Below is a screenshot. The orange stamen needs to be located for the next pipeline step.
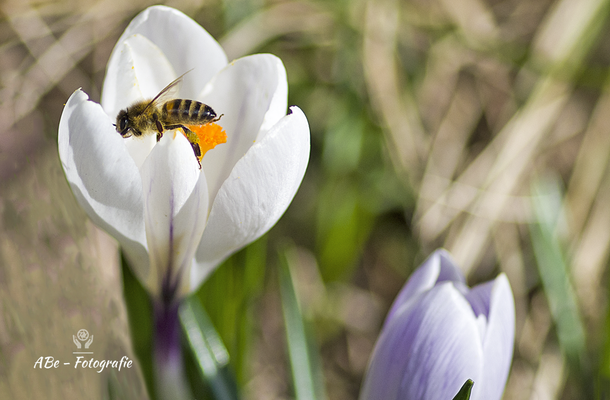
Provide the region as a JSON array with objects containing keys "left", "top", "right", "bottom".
[{"left": 184, "top": 122, "right": 227, "bottom": 159}]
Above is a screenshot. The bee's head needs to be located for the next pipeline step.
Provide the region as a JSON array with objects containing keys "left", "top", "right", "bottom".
[{"left": 116, "top": 109, "right": 132, "bottom": 138}]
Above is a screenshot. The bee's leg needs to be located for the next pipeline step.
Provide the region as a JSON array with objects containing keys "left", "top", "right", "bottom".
[
  {"left": 211, "top": 114, "right": 224, "bottom": 123},
  {"left": 191, "top": 143, "right": 202, "bottom": 169},
  {"left": 165, "top": 124, "right": 202, "bottom": 169},
  {"left": 164, "top": 124, "right": 191, "bottom": 133},
  {"left": 153, "top": 114, "right": 164, "bottom": 142}
]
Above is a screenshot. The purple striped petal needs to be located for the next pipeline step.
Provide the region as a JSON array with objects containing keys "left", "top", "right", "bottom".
[
  {"left": 360, "top": 249, "right": 515, "bottom": 400},
  {"left": 361, "top": 283, "right": 483, "bottom": 400},
  {"left": 386, "top": 249, "right": 466, "bottom": 327}
]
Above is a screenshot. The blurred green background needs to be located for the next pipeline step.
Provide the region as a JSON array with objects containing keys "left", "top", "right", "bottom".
[{"left": 2, "top": 0, "right": 610, "bottom": 398}]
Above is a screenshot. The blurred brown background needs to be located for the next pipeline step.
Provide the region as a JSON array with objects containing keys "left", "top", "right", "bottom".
[{"left": 2, "top": 0, "right": 610, "bottom": 399}]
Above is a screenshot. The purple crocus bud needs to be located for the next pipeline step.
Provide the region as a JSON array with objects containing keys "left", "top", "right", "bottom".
[{"left": 360, "top": 249, "right": 515, "bottom": 400}]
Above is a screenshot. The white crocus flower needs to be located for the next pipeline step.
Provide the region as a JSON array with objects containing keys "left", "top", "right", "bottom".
[{"left": 58, "top": 5, "right": 310, "bottom": 305}]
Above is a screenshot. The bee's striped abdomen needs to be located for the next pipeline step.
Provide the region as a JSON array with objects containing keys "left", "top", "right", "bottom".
[{"left": 161, "top": 99, "right": 217, "bottom": 125}]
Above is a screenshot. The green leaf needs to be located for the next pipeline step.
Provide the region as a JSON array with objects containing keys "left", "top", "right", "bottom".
[
  {"left": 179, "top": 296, "right": 240, "bottom": 400},
  {"left": 196, "top": 237, "right": 267, "bottom": 384},
  {"left": 530, "top": 177, "right": 586, "bottom": 367},
  {"left": 278, "top": 244, "right": 325, "bottom": 400},
  {"left": 452, "top": 379, "right": 474, "bottom": 400}
]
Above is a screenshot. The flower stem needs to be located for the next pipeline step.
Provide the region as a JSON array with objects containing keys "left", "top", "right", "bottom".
[{"left": 154, "top": 300, "right": 192, "bottom": 400}]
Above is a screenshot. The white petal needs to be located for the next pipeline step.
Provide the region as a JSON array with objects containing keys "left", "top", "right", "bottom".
[
  {"left": 58, "top": 89, "right": 149, "bottom": 281},
  {"left": 124, "top": 134, "right": 157, "bottom": 170},
  {"left": 101, "top": 39, "right": 141, "bottom": 117},
  {"left": 476, "top": 274, "right": 515, "bottom": 400},
  {"left": 360, "top": 283, "right": 483, "bottom": 400},
  {"left": 140, "top": 131, "right": 209, "bottom": 300},
  {"left": 107, "top": 5, "right": 227, "bottom": 102},
  {"left": 192, "top": 106, "right": 310, "bottom": 286},
  {"left": 198, "top": 54, "right": 289, "bottom": 202},
  {"left": 102, "top": 34, "right": 177, "bottom": 117}
]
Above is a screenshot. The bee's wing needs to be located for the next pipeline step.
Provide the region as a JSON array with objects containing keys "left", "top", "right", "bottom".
[{"left": 143, "top": 70, "right": 192, "bottom": 112}]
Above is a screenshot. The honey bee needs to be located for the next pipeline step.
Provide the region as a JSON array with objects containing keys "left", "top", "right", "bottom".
[{"left": 115, "top": 72, "right": 225, "bottom": 167}]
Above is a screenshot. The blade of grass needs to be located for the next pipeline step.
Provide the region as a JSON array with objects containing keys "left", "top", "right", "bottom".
[
  {"left": 278, "top": 245, "right": 324, "bottom": 400},
  {"left": 530, "top": 177, "right": 586, "bottom": 369},
  {"left": 600, "top": 300, "right": 610, "bottom": 396},
  {"left": 179, "top": 296, "right": 240, "bottom": 400}
]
